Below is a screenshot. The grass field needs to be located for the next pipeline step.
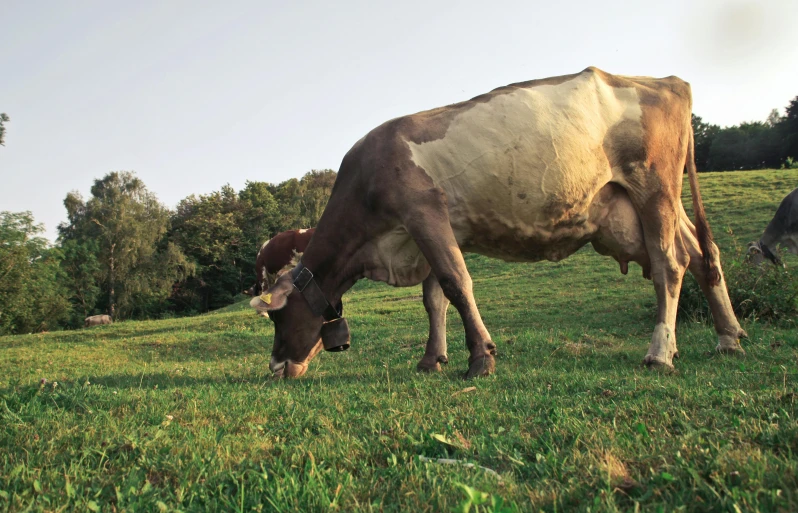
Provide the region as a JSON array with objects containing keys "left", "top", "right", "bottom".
[{"left": 2, "top": 169, "right": 797, "bottom": 512}]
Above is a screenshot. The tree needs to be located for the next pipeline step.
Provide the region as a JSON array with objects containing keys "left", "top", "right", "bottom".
[
  {"left": 0, "top": 211, "right": 71, "bottom": 334},
  {"left": 706, "top": 121, "right": 781, "bottom": 171},
  {"left": 781, "top": 96, "right": 798, "bottom": 162},
  {"left": 170, "top": 186, "right": 248, "bottom": 312},
  {"left": 237, "top": 181, "right": 281, "bottom": 294},
  {"left": 0, "top": 113, "right": 9, "bottom": 146},
  {"left": 692, "top": 114, "right": 720, "bottom": 172},
  {"left": 268, "top": 170, "right": 337, "bottom": 230},
  {"left": 269, "top": 178, "right": 304, "bottom": 231},
  {"left": 58, "top": 172, "right": 193, "bottom": 319},
  {"left": 59, "top": 239, "right": 101, "bottom": 327},
  {"left": 296, "top": 169, "right": 337, "bottom": 227},
  {"left": 766, "top": 108, "right": 783, "bottom": 128},
  {"left": 167, "top": 171, "right": 336, "bottom": 313}
]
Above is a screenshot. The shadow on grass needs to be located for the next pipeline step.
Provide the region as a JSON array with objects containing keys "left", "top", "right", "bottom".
[
  {"left": 120, "top": 332, "right": 271, "bottom": 364},
  {"left": 0, "top": 313, "right": 273, "bottom": 349}
]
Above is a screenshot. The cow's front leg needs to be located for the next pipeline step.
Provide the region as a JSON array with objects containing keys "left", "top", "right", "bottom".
[
  {"left": 417, "top": 272, "right": 450, "bottom": 372},
  {"left": 403, "top": 187, "right": 496, "bottom": 379}
]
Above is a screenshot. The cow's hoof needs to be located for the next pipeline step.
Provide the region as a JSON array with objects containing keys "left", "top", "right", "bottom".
[
  {"left": 643, "top": 354, "right": 674, "bottom": 370},
  {"left": 417, "top": 360, "right": 441, "bottom": 373},
  {"left": 417, "top": 354, "right": 447, "bottom": 373},
  {"left": 716, "top": 335, "right": 745, "bottom": 356},
  {"left": 464, "top": 355, "right": 495, "bottom": 380},
  {"left": 417, "top": 363, "right": 441, "bottom": 373}
]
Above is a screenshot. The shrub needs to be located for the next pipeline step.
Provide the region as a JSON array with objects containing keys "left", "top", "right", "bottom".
[
  {"left": 679, "top": 238, "right": 798, "bottom": 326},
  {"left": 783, "top": 156, "right": 798, "bottom": 169}
]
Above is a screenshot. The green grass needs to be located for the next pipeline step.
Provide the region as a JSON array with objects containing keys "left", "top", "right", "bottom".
[{"left": 2, "top": 169, "right": 798, "bottom": 512}]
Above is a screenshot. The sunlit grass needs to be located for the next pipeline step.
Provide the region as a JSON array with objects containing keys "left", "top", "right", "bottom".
[{"left": 1, "top": 169, "right": 797, "bottom": 511}]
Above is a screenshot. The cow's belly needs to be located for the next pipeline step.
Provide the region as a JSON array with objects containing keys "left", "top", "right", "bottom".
[
  {"left": 439, "top": 147, "right": 612, "bottom": 262},
  {"left": 365, "top": 227, "right": 431, "bottom": 287},
  {"left": 365, "top": 181, "right": 644, "bottom": 287}
]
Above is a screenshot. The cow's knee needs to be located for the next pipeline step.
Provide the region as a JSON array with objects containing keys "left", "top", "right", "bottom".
[{"left": 437, "top": 273, "right": 470, "bottom": 307}]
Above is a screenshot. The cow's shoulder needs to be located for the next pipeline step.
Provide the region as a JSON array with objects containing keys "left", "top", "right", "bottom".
[{"left": 777, "top": 187, "right": 798, "bottom": 229}]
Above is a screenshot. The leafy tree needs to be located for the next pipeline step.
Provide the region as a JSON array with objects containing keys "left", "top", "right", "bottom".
[
  {"left": 707, "top": 122, "right": 781, "bottom": 171},
  {"left": 169, "top": 171, "right": 336, "bottom": 313},
  {"left": 692, "top": 114, "right": 720, "bottom": 172},
  {"left": 268, "top": 170, "right": 337, "bottom": 230},
  {"left": 170, "top": 186, "right": 249, "bottom": 312},
  {"left": 780, "top": 96, "right": 798, "bottom": 163},
  {"left": 296, "top": 169, "right": 337, "bottom": 227},
  {"left": 0, "top": 113, "right": 8, "bottom": 146},
  {"left": 237, "top": 181, "right": 281, "bottom": 291},
  {"left": 59, "top": 239, "right": 101, "bottom": 327},
  {"left": 766, "top": 108, "right": 783, "bottom": 128},
  {"left": 238, "top": 180, "right": 281, "bottom": 242},
  {"left": 269, "top": 178, "right": 304, "bottom": 231},
  {"left": 58, "top": 172, "right": 194, "bottom": 319},
  {"left": 0, "top": 212, "right": 71, "bottom": 334}
]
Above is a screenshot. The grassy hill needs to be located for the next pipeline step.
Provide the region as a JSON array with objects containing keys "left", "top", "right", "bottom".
[{"left": 1, "top": 170, "right": 797, "bottom": 512}]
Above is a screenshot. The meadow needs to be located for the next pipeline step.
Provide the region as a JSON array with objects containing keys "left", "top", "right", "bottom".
[{"left": 1, "top": 169, "right": 797, "bottom": 512}]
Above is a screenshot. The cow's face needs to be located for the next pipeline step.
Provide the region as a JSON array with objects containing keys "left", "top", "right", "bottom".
[
  {"left": 250, "top": 274, "right": 324, "bottom": 378},
  {"left": 746, "top": 241, "right": 783, "bottom": 267},
  {"left": 746, "top": 241, "right": 766, "bottom": 266}
]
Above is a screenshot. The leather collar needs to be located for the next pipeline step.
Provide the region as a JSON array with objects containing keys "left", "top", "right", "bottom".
[{"left": 291, "top": 262, "right": 342, "bottom": 322}]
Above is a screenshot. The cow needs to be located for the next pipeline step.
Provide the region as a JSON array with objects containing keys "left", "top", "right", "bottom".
[
  {"left": 84, "top": 314, "right": 112, "bottom": 327},
  {"left": 747, "top": 187, "right": 798, "bottom": 266},
  {"left": 247, "top": 228, "right": 315, "bottom": 298},
  {"left": 250, "top": 67, "right": 746, "bottom": 379}
]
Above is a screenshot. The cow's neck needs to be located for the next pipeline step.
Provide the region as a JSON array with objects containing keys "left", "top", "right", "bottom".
[{"left": 298, "top": 218, "right": 369, "bottom": 308}]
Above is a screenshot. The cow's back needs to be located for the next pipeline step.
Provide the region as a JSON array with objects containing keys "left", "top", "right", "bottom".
[
  {"left": 403, "top": 70, "right": 664, "bottom": 249},
  {"left": 338, "top": 68, "right": 691, "bottom": 271},
  {"left": 263, "top": 229, "right": 313, "bottom": 274},
  {"left": 85, "top": 314, "right": 112, "bottom": 327}
]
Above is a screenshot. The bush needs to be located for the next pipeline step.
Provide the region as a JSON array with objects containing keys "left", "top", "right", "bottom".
[
  {"left": 783, "top": 156, "right": 798, "bottom": 169},
  {"left": 679, "top": 238, "right": 798, "bottom": 326}
]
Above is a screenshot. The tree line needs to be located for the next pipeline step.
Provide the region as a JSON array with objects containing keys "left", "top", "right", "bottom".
[
  {"left": 0, "top": 170, "right": 336, "bottom": 335},
  {"left": 692, "top": 95, "right": 798, "bottom": 171}
]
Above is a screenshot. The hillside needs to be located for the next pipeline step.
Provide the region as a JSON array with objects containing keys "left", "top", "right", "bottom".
[{"left": 1, "top": 169, "right": 797, "bottom": 512}]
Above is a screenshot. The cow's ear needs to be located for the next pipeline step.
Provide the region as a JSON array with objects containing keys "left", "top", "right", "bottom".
[{"left": 250, "top": 276, "right": 294, "bottom": 312}]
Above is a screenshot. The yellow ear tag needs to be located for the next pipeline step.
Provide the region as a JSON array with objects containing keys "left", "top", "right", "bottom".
[{"left": 259, "top": 293, "right": 272, "bottom": 305}]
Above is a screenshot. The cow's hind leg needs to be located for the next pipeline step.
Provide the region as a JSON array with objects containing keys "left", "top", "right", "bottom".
[
  {"left": 680, "top": 212, "right": 746, "bottom": 354},
  {"left": 402, "top": 188, "right": 496, "bottom": 379},
  {"left": 417, "top": 272, "right": 450, "bottom": 372}
]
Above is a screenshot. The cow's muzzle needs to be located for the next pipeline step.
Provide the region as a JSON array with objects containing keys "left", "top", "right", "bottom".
[
  {"left": 269, "top": 358, "right": 287, "bottom": 378},
  {"left": 321, "top": 317, "right": 350, "bottom": 352},
  {"left": 269, "top": 358, "right": 312, "bottom": 378}
]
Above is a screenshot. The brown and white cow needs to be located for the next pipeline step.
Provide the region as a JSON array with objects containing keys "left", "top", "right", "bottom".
[
  {"left": 85, "top": 314, "right": 112, "bottom": 327},
  {"left": 251, "top": 67, "right": 746, "bottom": 379},
  {"left": 248, "top": 228, "right": 315, "bottom": 297},
  {"left": 748, "top": 187, "right": 798, "bottom": 266}
]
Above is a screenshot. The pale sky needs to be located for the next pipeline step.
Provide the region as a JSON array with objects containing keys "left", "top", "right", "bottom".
[{"left": 1, "top": 0, "right": 797, "bottom": 243}]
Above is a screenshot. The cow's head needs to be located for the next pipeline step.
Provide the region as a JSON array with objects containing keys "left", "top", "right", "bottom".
[
  {"left": 746, "top": 241, "right": 765, "bottom": 266},
  {"left": 746, "top": 241, "right": 783, "bottom": 267},
  {"left": 250, "top": 272, "right": 349, "bottom": 378}
]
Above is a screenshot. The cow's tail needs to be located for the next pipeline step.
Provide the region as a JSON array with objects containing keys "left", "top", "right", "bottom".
[{"left": 686, "top": 124, "right": 721, "bottom": 286}]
